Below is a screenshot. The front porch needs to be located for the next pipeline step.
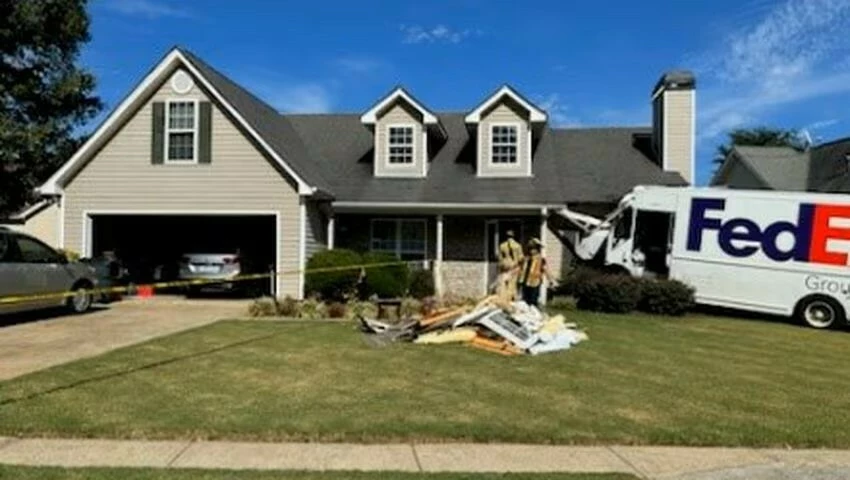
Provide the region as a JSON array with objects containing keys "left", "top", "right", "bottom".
[{"left": 327, "top": 204, "right": 564, "bottom": 301}]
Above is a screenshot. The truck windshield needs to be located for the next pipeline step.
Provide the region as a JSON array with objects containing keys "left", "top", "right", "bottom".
[{"left": 614, "top": 208, "right": 633, "bottom": 240}]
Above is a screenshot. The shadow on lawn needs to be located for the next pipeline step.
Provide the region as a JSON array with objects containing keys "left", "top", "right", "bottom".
[{"left": 0, "top": 330, "right": 282, "bottom": 407}]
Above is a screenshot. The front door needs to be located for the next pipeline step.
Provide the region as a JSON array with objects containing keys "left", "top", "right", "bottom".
[{"left": 486, "top": 220, "right": 524, "bottom": 292}]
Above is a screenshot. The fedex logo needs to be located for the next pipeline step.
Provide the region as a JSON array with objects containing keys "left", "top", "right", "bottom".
[{"left": 686, "top": 198, "right": 850, "bottom": 266}]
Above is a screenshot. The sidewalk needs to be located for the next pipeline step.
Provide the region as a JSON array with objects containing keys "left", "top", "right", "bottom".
[{"left": 2, "top": 438, "right": 850, "bottom": 479}]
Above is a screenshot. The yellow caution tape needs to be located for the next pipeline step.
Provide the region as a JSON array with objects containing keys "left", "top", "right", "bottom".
[{"left": 0, "top": 260, "right": 412, "bottom": 306}]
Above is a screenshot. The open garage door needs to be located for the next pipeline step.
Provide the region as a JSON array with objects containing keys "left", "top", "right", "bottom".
[{"left": 89, "top": 214, "right": 277, "bottom": 294}]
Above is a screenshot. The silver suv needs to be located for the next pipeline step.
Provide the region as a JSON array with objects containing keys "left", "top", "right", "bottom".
[
  {"left": 179, "top": 251, "right": 265, "bottom": 296},
  {"left": 0, "top": 228, "right": 98, "bottom": 315}
]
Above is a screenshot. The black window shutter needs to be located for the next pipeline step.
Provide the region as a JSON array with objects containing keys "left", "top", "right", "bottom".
[
  {"left": 198, "top": 101, "right": 212, "bottom": 164},
  {"left": 151, "top": 102, "right": 165, "bottom": 164}
]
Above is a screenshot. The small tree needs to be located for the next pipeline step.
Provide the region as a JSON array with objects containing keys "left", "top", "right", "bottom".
[{"left": 0, "top": 0, "right": 103, "bottom": 216}]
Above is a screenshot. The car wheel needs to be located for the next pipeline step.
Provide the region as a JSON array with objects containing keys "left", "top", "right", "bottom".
[
  {"left": 67, "top": 283, "right": 93, "bottom": 314},
  {"left": 796, "top": 295, "right": 845, "bottom": 330}
]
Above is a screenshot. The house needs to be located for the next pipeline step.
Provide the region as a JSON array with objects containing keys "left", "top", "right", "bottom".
[
  {"left": 28, "top": 47, "right": 694, "bottom": 299},
  {"left": 711, "top": 138, "right": 850, "bottom": 192}
]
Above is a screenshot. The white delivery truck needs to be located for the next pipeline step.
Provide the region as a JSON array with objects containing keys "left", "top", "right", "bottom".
[{"left": 555, "top": 186, "right": 850, "bottom": 329}]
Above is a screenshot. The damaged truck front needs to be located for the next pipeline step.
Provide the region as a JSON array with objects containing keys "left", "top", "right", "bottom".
[{"left": 553, "top": 185, "right": 850, "bottom": 330}]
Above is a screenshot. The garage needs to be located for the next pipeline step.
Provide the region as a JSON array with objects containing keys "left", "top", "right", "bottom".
[{"left": 88, "top": 214, "right": 278, "bottom": 295}]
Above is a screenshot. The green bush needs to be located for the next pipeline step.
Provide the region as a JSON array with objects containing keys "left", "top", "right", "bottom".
[
  {"left": 408, "top": 269, "right": 435, "bottom": 299},
  {"left": 247, "top": 297, "right": 278, "bottom": 317},
  {"left": 573, "top": 274, "right": 642, "bottom": 313},
  {"left": 346, "top": 300, "right": 378, "bottom": 320},
  {"left": 299, "top": 298, "right": 327, "bottom": 320},
  {"left": 638, "top": 279, "right": 695, "bottom": 316},
  {"left": 555, "top": 266, "right": 604, "bottom": 297},
  {"left": 58, "top": 248, "right": 81, "bottom": 262},
  {"left": 360, "top": 252, "right": 410, "bottom": 299},
  {"left": 327, "top": 302, "right": 347, "bottom": 319},
  {"left": 305, "top": 249, "right": 363, "bottom": 301},
  {"left": 276, "top": 296, "right": 301, "bottom": 317},
  {"left": 399, "top": 297, "right": 423, "bottom": 319}
]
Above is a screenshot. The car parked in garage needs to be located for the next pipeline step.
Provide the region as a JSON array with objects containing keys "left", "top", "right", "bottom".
[
  {"left": 179, "top": 251, "right": 268, "bottom": 297},
  {"left": 0, "top": 227, "right": 99, "bottom": 315}
]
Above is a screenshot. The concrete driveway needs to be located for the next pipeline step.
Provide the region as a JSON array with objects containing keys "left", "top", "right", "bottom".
[{"left": 0, "top": 297, "right": 249, "bottom": 381}]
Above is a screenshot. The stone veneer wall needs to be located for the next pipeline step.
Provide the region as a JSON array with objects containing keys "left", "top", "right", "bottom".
[{"left": 440, "top": 216, "right": 486, "bottom": 298}]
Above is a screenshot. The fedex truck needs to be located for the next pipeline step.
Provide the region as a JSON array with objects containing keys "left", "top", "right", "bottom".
[{"left": 556, "top": 186, "right": 850, "bottom": 329}]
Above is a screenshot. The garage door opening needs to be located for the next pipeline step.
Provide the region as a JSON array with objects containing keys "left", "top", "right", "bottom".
[{"left": 89, "top": 214, "right": 277, "bottom": 295}]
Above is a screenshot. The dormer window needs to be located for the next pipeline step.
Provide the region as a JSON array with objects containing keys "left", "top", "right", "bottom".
[
  {"left": 465, "top": 85, "right": 547, "bottom": 178},
  {"left": 361, "top": 87, "right": 444, "bottom": 178},
  {"left": 165, "top": 100, "right": 198, "bottom": 163},
  {"left": 388, "top": 125, "right": 415, "bottom": 164},
  {"left": 491, "top": 124, "right": 518, "bottom": 164}
]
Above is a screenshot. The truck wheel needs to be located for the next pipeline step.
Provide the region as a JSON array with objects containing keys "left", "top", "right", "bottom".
[{"left": 795, "top": 295, "right": 845, "bottom": 329}]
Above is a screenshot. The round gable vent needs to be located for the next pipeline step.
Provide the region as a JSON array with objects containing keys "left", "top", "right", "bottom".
[{"left": 170, "top": 70, "right": 194, "bottom": 94}]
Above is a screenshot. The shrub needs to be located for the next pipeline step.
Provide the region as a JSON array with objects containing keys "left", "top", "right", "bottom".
[
  {"left": 408, "top": 269, "right": 435, "bottom": 299},
  {"left": 399, "top": 297, "right": 423, "bottom": 319},
  {"left": 299, "top": 298, "right": 327, "bottom": 320},
  {"left": 573, "top": 274, "right": 642, "bottom": 313},
  {"left": 327, "top": 302, "right": 347, "bottom": 319},
  {"left": 305, "top": 249, "right": 363, "bottom": 301},
  {"left": 58, "top": 248, "right": 81, "bottom": 262},
  {"left": 638, "top": 279, "right": 695, "bottom": 316},
  {"left": 546, "top": 296, "right": 576, "bottom": 312},
  {"left": 346, "top": 300, "right": 378, "bottom": 321},
  {"left": 360, "top": 252, "right": 410, "bottom": 299},
  {"left": 555, "top": 266, "right": 604, "bottom": 297},
  {"left": 248, "top": 297, "right": 278, "bottom": 317},
  {"left": 276, "top": 296, "right": 301, "bottom": 317}
]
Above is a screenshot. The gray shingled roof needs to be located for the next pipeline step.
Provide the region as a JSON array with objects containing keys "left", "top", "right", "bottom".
[
  {"left": 180, "top": 49, "right": 331, "bottom": 192},
  {"left": 179, "top": 47, "right": 683, "bottom": 204},
  {"left": 731, "top": 146, "right": 811, "bottom": 191},
  {"left": 720, "top": 140, "right": 850, "bottom": 193},
  {"left": 286, "top": 113, "right": 684, "bottom": 204}
]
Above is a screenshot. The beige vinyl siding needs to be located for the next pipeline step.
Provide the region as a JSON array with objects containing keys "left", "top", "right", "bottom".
[
  {"left": 304, "top": 201, "right": 327, "bottom": 262},
  {"left": 543, "top": 222, "right": 566, "bottom": 281},
  {"left": 478, "top": 99, "right": 531, "bottom": 177},
  {"left": 662, "top": 89, "right": 694, "bottom": 184},
  {"left": 10, "top": 202, "right": 61, "bottom": 248},
  {"left": 374, "top": 101, "right": 425, "bottom": 177},
  {"left": 62, "top": 71, "right": 302, "bottom": 297}
]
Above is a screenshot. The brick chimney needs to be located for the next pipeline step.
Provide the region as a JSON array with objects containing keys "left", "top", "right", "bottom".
[{"left": 651, "top": 70, "right": 696, "bottom": 184}]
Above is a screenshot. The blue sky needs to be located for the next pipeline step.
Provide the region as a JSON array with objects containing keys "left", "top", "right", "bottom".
[{"left": 83, "top": 0, "right": 850, "bottom": 184}]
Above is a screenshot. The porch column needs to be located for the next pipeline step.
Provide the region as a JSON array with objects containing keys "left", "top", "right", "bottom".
[
  {"left": 435, "top": 214, "right": 444, "bottom": 297},
  {"left": 540, "top": 207, "right": 548, "bottom": 306},
  {"left": 327, "top": 215, "right": 335, "bottom": 249}
]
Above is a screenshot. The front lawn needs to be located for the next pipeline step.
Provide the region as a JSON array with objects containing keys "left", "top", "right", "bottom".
[
  {"left": 1, "top": 312, "right": 849, "bottom": 446},
  {"left": 0, "top": 467, "right": 635, "bottom": 480}
]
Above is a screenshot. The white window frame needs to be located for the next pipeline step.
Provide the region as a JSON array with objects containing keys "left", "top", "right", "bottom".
[
  {"left": 385, "top": 123, "right": 416, "bottom": 167},
  {"left": 369, "top": 218, "right": 428, "bottom": 260},
  {"left": 489, "top": 122, "right": 520, "bottom": 166},
  {"left": 164, "top": 98, "right": 200, "bottom": 164}
]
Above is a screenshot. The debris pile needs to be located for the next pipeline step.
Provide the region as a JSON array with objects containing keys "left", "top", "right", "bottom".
[{"left": 358, "top": 296, "right": 588, "bottom": 356}]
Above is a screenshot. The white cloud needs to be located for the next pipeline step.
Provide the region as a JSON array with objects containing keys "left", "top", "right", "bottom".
[
  {"left": 534, "top": 94, "right": 581, "bottom": 127},
  {"left": 333, "top": 56, "right": 384, "bottom": 74},
  {"left": 101, "top": 0, "right": 192, "bottom": 18},
  {"left": 400, "top": 24, "right": 482, "bottom": 44},
  {"left": 269, "top": 84, "right": 332, "bottom": 114},
  {"left": 695, "top": 0, "right": 850, "bottom": 140}
]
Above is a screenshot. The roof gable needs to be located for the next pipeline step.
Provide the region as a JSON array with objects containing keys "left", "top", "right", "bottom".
[
  {"left": 39, "top": 47, "right": 320, "bottom": 196},
  {"left": 465, "top": 85, "right": 547, "bottom": 124},
  {"left": 360, "top": 87, "right": 439, "bottom": 125}
]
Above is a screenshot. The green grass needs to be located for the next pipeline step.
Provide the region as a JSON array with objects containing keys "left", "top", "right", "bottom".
[
  {"left": 0, "top": 467, "right": 636, "bottom": 480},
  {"left": 1, "top": 313, "right": 849, "bottom": 447}
]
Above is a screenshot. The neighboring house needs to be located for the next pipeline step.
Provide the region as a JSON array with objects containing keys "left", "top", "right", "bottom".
[
  {"left": 0, "top": 198, "right": 62, "bottom": 247},
  {"left": 711, "top": 138, "right": 850, "bottom": 192},
  {"left": 30, "top": 47, "right": 693, "bottom": 299}
]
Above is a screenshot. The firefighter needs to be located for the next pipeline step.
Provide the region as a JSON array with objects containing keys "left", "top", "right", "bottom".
[
  {"left": 518, "top": 238, "right": 556, "bottom": 307},
  {"left": 496, "top": 230, "right": 524, "bottom": 301}
]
